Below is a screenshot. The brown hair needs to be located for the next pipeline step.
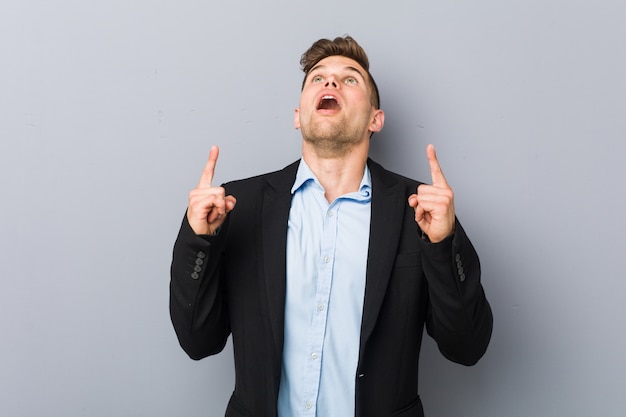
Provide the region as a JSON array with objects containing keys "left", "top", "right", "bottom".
[{"left": 300, "top": 36, "right": 381, "bottom": 109}]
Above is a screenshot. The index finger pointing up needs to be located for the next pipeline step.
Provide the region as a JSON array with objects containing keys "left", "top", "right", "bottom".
[
  {"left": 426, "top": 144, "right": 449, "bottom": 188},
  {"left": 198, "top": 145, "right": 220, "bottom": 187}
]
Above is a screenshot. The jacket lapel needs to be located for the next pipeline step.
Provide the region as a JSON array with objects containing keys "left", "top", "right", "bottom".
[
  {"left": 359, "top": 159, "right": 407, "bottom": 351},
  {"left": 260, "top": 161, "right": 299, "bottom": 364}
]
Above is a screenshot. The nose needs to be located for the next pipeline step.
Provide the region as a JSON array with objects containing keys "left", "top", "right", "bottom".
[{"left": 325, "top": 75, "right": 338, "bottom": 88}]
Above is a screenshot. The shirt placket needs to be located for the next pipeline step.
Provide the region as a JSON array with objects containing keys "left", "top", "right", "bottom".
[{"left": 301, "top": 200, "right": 339, "bottom": 415}]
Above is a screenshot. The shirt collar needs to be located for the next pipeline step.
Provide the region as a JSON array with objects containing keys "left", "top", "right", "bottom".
[{"left": 291, "top": 159, "right": 372, "bottom": 199}]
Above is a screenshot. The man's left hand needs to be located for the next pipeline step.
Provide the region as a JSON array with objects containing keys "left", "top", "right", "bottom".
[{"left": 408, "top": 144, "right": 456, "bottom": 243}]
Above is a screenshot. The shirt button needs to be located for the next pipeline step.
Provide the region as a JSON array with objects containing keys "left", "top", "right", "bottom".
[
  {"left": 311, "top": 352, "right": 318, "bottom": 359},
  {"left": 317, "top": 304, "right": 325, "bottom": 311},
  {"left": 328, "top": 211, "right": 335, "bottom": 217},
  {"left": 323, "top": 256, "right": 330, "bottom": 263},
  {"left": 305, "top": 401, "right": 312, "bottom": 409}
]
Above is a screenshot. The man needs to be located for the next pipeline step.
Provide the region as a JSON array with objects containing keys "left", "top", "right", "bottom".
[{"left": 170, "top": 36, "right": 492, "bottom": 417}]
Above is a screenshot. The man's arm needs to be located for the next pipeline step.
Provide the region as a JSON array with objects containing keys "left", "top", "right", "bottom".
[
  {"left": 409, "top": 145, "right": 492, "bottom": 364},
  {"left": 170, "top": 215, "right": 231, "bottom": 359},
  {"left": 420, "top": 221, "right": 493, "bottom": 365},
  {"left": 170, "top": 145, "right": 236, "bottom": 360}
]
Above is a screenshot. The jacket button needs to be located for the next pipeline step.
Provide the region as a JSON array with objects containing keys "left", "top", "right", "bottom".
[{"left": 191, "top": 272, "right": 199, "bottom": 280}]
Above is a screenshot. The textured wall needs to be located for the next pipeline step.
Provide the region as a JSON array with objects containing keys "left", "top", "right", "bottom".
[{"left": 1, "top": 0, "right": 625, "bottom": 416}]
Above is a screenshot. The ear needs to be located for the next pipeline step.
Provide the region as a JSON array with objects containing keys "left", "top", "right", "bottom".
[
  {"left": 293, "top": 108, "right": 301, "bottom": 129},
  {"left": 368, "top": 109, "right": 385, "bottom": 133}
]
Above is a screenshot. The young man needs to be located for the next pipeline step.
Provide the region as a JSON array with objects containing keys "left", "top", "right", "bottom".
[{"left": 170, "top": 36, "right": 493, "bottom": 417}]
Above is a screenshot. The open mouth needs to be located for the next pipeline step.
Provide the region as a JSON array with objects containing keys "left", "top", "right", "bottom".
[{"left": 317, "top": 95, "right": 340, "bottom": 110}]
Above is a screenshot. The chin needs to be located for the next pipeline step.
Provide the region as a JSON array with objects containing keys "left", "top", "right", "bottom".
[{"left": 304, "top": 134, "right": 362, "bottom": 159}]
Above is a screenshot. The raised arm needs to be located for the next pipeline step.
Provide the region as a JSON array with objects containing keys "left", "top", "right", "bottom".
[
  {"left": 170, "top": 146, "right": 236, "bottom": 359},
  {"left": 409, "top": 145, "right": 492, "bottom": 364}
]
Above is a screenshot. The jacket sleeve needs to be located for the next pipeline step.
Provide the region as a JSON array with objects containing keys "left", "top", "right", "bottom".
[
  {"left": 169, "top": 213, "right": 231, "bottom": 360},
  {"left": 421, "top": 219, "right": 493, "bottom": 365}
]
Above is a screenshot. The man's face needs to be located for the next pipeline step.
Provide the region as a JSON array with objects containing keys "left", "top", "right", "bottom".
[{"left": 295, "top": 56, "right": 383, "bottom": 157}]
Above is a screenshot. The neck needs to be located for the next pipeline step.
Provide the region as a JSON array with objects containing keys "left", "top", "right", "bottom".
[{"left": 302, "top": 142, "right": 369, "bottom": 203}]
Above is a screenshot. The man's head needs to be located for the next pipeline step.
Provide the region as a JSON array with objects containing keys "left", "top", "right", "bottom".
[
  {"left": 300, "top": 36, "right": 380, "bottom": 110},
  {"left": 295, "top": 36, "right": 384, "bottom": 158}
]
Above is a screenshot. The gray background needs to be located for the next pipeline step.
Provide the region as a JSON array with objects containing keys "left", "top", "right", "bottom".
[{"left": 2, "top": 0, "right": 625, "bottom": 416}]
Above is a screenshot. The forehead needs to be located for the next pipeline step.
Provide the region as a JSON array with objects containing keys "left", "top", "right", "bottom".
[{"left": 308, "top": 56, "right": 367, "bottom": 78}]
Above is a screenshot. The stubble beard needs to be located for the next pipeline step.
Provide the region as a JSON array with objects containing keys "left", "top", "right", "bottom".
[{"left": 301, "top": 118, "right": 363, "bottom": 159}]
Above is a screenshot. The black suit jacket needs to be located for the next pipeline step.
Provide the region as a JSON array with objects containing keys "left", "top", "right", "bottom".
[{"left": 170, "top": 159, "right": 493, "bottom": 417}]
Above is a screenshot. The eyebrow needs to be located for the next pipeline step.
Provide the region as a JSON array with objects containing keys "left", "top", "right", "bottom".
[{"left": 308, "top": 64, "right": 367, "bottom": 81}]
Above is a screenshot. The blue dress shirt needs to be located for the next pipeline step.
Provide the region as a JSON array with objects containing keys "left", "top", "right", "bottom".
[{"left": 277, "top": 159, "right": 372, "bottom": 417}]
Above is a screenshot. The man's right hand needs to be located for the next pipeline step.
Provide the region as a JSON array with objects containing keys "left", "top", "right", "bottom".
[{"left": 187, "top": 145, "right": 237, "bottom": 235}]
